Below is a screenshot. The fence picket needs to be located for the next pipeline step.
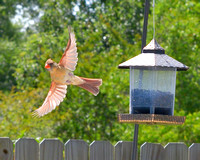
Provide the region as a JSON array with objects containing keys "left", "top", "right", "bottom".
[
  {"left": 90, "top": 141, "right": 113, "bottom": 160},
  {"left": 140, "top": 142, "right": 164, "bottom": 160},
  {"left": 65, "top": 139, "right": 88, "bottom": 160},
  {"left": 115, "top": 141, "right": 133, "bottom": 160},
  {"left": 15, "top": 138, "right": 39, "bottom": 160},
  {"left": 40, "top": 139, "right": 64, "bottom": 160},
  {"left": 164, "top": 142, "right": 188, "bottom": 160},
  {"left": 189, "top": 143, "right": 200, "bottom": 160},
  {"left": 0, "top": 137, "right": 13, "bottom": 160}
]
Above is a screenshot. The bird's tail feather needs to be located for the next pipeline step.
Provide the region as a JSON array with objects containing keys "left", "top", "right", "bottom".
[{"left": 77, "top": 77, "right": 102, "bottom": 96}]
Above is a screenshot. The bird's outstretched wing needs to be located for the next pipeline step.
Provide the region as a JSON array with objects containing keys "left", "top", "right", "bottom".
[
  {"left": 59, "top": 27, "right": 78, "bottom": 71},
  {"left": 33, "top": 82, "right": 67, "bottom": 117}
]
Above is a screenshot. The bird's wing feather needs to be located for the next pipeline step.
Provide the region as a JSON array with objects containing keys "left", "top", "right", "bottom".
[
  {"left": 33, "top": 82, "right": 67, "bottom": 117},
  {"left": 59, "top": 28, "right": 78, "bottom": 71}
]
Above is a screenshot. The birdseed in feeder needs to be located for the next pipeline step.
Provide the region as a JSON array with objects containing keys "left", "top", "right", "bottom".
[{"left": 131, "top": 89, "right": 174, "bottom": 115}]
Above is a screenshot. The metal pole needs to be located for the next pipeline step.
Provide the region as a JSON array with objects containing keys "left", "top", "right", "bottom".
[
  {"left": 132, "top": 124, "right": 139, "bottom": 160},
  {"left": 141, "top": 0, "right": 150, "bottom": 51},
  {"left": 132, "top": 1, "right": 150, "bottom": 160}
]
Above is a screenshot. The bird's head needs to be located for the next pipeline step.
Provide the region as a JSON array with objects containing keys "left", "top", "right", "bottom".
[{"left": 45, "top": 59, "right": 56, "bottom": 71}]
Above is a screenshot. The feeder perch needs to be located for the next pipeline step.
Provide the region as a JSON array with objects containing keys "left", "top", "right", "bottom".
[{"left": 118, "top": 39, "right": 188, "bottom": 125}]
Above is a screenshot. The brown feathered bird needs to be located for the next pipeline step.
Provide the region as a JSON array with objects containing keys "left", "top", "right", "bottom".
[{"left": 34, "top": 28, "right": 102, "bottom": 117}]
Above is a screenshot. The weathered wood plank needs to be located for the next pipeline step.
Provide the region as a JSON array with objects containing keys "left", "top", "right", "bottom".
[
  {"left": 115, "top": 141, "right": 133, "bottom": 160},
  {"left": 0, "top": 137, "right": 13, "bottom": 160},
  {"left": 164, "top": 142, "right": 188, "bottom": 160},
  {"left": 90, "top": 141, "right": 113, "bottom": 160},
  {"left": 189, "top": 143, "right": 200, "bottom": 160},
  {"left": 65, "top": 139, "right": 88, "bottom": 160},
  {"left": 15, "top": 138, "right": 39, "bottom": 160},
  {"left": 40, "top": 139, "right": 64, "bottom": 160},
  {"left": 140, "top": 142, "right": 164, "bottom": 160}
]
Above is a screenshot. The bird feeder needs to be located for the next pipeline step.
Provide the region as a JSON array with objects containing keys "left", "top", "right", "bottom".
[{"left": 118, "top": 39, "right": 188, "bottom": 125}]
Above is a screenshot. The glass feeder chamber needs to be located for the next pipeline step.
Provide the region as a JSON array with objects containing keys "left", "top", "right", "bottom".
[{"left": 130, "top": 67, "right": 176, "bottom": 115}]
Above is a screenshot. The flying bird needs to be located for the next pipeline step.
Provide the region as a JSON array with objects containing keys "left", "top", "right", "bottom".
[{"left": 34, "top": 28, "right": 102, "bottom": 117}]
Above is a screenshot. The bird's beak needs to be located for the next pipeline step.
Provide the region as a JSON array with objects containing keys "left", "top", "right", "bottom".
[{"left": 45, "top": 64, "right": 51, "bottom": 69}]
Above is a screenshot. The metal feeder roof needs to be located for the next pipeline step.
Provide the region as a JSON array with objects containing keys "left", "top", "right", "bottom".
[{"left": 118, "top": 39, "right": 189, "bottom": 71}]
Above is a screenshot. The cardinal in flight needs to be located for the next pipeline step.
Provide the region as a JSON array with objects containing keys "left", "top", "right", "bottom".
[{"left": 34, "top": 28, "right": 102, "bottom": 117}]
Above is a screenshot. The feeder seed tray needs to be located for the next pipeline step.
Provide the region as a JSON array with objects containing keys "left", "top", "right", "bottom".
[{"left": 118, "top": 114, "right": 185, "bottom": 125}]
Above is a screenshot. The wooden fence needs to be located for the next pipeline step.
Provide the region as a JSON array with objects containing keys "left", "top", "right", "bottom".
[{"left": 0, "top": 137, "right": 200, "bottom": 160}]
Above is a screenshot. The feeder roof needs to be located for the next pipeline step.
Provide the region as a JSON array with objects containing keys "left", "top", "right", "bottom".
[{"left": 118, "top": 39, "right": 189, "bottom": 71}]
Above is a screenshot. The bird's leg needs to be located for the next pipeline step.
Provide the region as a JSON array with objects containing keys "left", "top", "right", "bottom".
[{"left": 66, "top": 80, "right": 71, "bottom": 85}]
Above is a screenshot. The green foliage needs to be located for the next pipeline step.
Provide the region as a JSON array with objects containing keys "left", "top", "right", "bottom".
[
  {"left": 0, "top": 39, "right": 17, "bottom": 90},
  {"left": 0, "top": 88, "right": 57, "bottom": 139},
  {"left": 0, "top": 0, "right": 200, "bottom": 147}
]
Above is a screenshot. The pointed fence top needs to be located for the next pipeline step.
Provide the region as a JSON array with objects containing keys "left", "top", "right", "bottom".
[{"left": 118, "top": 39, "right": 189, "bottom": 71}]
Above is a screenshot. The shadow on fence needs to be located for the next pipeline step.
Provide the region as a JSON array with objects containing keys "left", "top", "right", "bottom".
[{"left": 0, "top": 137, "right": 200, "bottom": 160}]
